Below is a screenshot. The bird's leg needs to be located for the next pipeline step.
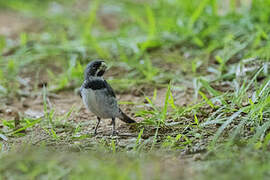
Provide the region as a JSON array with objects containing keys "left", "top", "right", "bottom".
[
  {"left": 111, "top": 118, "right": 117, "bottom": 135},
  {"left": 94, "top": 117, "right": 101, "bottom": 135}
]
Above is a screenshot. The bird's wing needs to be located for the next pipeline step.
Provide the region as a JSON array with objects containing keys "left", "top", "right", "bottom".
[
  {"left": 104, "top": 80, "right": 116, "bottom": 98},
  {"left": 82, "top": 79, "right": 116, "bottom": 98}
]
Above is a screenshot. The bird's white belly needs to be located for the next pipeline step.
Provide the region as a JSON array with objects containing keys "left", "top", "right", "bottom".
[
  {"left": 81, "top": 88, "right": 120, "bottom": 119},
  {"left": 82, "top": 88, "right": 99, "bottom": 115}
]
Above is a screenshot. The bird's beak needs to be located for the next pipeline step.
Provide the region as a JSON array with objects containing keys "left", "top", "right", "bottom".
[{"left": 100, "top": 62, "right": 107, "bottom": 71}]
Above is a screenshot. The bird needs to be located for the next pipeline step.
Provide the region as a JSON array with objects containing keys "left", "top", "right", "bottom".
[{"left": 80, "top": 60, "right": 136, "bottom": 135}]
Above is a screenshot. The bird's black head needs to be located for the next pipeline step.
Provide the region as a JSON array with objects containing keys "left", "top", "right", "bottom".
[{"left": 84, "top": 60, "right": 107, "bottom": 79}]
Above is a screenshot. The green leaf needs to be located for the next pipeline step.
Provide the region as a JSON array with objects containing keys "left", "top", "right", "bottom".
[
  {"left": 188, "top": 0, "right": 210, "bottom": 28},
  {"left": 211, "top": 109, "right": 243, "bottom": 146},
  {"left": 199, "top": 91, "right": 214, "bottom": 108},
  {"left": 200, "top": 78, "right": 221, "bottom": 96}
]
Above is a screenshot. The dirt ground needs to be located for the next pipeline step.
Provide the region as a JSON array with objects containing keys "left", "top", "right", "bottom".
[
  {"left": 0, "top": 9, "right": 197, "bottom": 157},
  {"left": 0, "top": 10, "right": 39, "bottom": 38}
]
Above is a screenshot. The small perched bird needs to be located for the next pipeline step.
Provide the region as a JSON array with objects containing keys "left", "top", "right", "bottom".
[{"left": 80, "top": 60, "right": 136, "bottom": 135}]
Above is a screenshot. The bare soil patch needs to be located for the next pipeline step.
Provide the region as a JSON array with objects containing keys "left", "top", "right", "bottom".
[
  {"left": 0, "top": 10, "right": 39, "bottom": 38},
  {"left": 0, "top": 83, "right": 196, "bottom": 152}
]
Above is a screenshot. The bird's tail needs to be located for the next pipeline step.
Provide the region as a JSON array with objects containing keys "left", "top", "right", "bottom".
[{"left": 119, "top": 110, "right": 136, "bottom": 123}]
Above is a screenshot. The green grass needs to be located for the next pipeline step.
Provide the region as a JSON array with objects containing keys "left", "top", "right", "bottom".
[
  {"left": 199, "top": 147, "right": 270, "bottom": 180},
  {"left": 0, "top": 0, "right": 270, "bottom": 179},
  {"left": 0, "top": 148, "right": 171, "bottom": 180}
]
